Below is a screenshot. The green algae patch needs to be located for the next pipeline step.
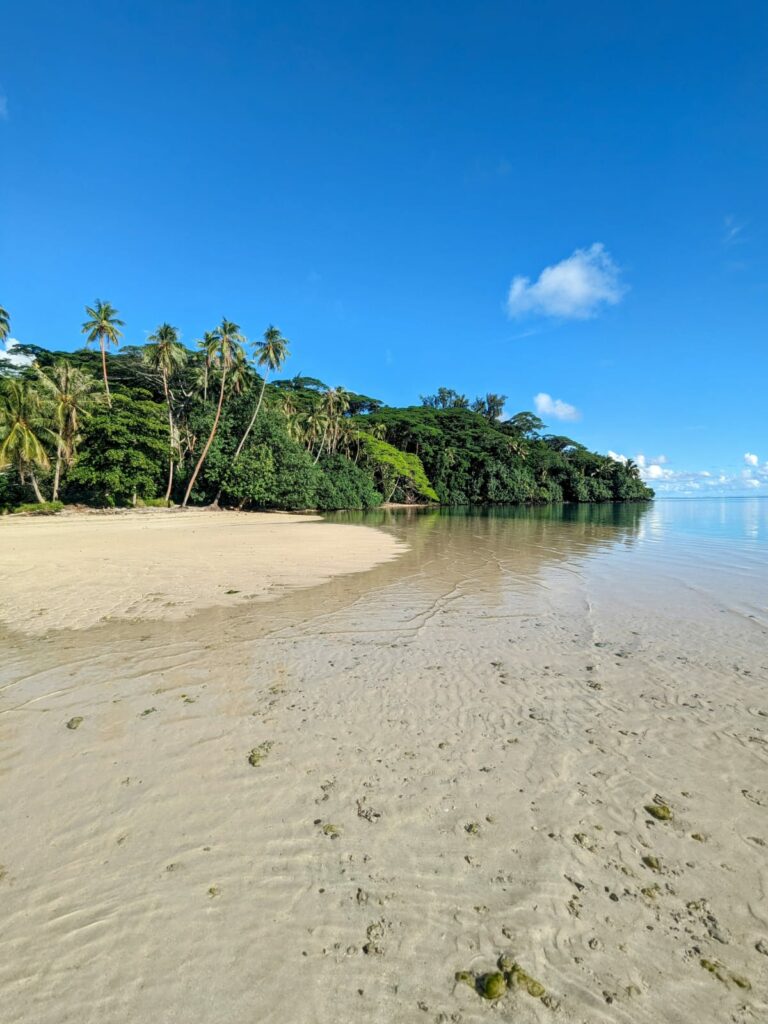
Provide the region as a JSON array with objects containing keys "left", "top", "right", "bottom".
[
  {"left": 506, "top": 962, "right": 546, "bottom": 999},
  {"left": 140, "top": 707, "right": 157, "bottom": 718},
  {"left": 478, "top": 973, "right": 506, "bottom": 1000},
  {"left": 700, "top": 959, "right": 751, "bottom": 990},
  {"left": 247, "top": 741, "right": 274, "bottom": 767},
  {"left": 321, "top": 823, "right": 341, "bottom": 838},
  {"left": 455, "top": 955, "right": 552, "bottom": 1007},
  {"left": 641, "top": 854, "right": 662, "bottom": 872},
  {"left": 464, "top": 822, "right": 480, "bottom": 835},
  {"left": 644, "top": 801, "right": 672, "bottom": 821},
  {"left": 65, "top": 716, "right": 83, "bottom": 730}
]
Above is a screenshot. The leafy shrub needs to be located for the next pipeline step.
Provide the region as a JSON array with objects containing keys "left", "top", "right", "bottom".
[
  {"left": 0, "top": 470, "right": 28, "bottom": 511},
  {"left": 314, "top": 455, "right": 382, "bottom": 510},
  {"left": 359, "top": 432, "right": 439, "bottom": 502},
  {"left": 66, "top": 392, "right": 168, "bottom": 506},
  {"left": 12, "top": 500, "right": 64, "bottom": 515}
]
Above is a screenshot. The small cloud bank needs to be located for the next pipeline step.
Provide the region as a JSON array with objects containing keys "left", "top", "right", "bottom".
[
  {"left": 534, "top": 392, "right": 580, "bottom": 422},
  {"left": 1, "top": 339, "right": 33, "bottom": 367},
  {"left": 507, "top": 243, "right": 625, "bottom": 319},
  {"left": 608, "top": 449, "right": 768, "bottom": 494}
]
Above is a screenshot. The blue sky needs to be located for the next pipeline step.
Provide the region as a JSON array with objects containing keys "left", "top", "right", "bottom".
[{"left": 1, "top": 1, "right": 766, "bottom": 494}]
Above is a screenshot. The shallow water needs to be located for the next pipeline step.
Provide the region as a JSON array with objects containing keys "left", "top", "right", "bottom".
[
  {"left": 330, "top": 496, "right": 768, "bottom": 631},
  {"left": 1, "top": 499, "right": 767, "bottom": 1024}
]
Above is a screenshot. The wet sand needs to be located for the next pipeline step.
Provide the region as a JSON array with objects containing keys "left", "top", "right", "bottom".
[
  {"left": 0, "top": 503, "right": 767, "bottom": 1023},
  {"left": 0, "top": 508, "right": 407, "bottom": 634}
]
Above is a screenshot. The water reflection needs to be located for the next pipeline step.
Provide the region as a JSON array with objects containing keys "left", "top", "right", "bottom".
[
  {"left": 640, "top": 496, "right": 768, "bottom": 546},
  {"left": 326, "top": 502, "right": 652, "bottom": 610}
]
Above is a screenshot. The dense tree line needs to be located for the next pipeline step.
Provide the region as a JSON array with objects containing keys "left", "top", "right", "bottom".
[{"left": 0, "top": 302, "right": 652, "bottom": 513}]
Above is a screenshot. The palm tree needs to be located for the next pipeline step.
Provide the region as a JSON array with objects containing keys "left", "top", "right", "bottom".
[
  {"left": 36, "top": 362, "right": 98, "bottom": 499},
  {"left": 182, "top": 319, "right": 245, "bottom": 507},
  {"left": 143, "top": 324, "right": 188, "bottom": 502},
  {"left": 227, "top": 348, "right": 250, "bottom": 398},
  {"left": 230, "top": 325, "right": 290, "bottom": 464},
  {"left": 301, "top": 409, "right": 329, "bottom": 459},
  {"left": 321, "top": 386, "right": 350, "bottom": 455},
  {"left": 507, "top": 436, "right": 529, "bottom": 460},
  {"left": 280, "top": 394, "right": 298, "bottom": 420},
  {"left": 0, "top": 380, "right": 50, "bottom": 502},
  {"left": 0, "top": 305, "right": 10, "bottom": 346},
  {"left": 195, "top": 332, "right": 218, "bottom": 403},
  {"left": 81, "top": 300, "right": 124, "bottom": 407},
  {"left": 472, "top": 392, "right": 507, "bottom": 421}
]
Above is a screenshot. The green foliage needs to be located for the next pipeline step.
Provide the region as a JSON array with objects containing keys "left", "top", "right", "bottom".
[
  {"left": 181, "top": 400, "right": 314, "bottom": 509},
  {"left": 472, "top": 392, "right": 507, "bottom": 421},
  {"left": 504, "top": 411, "right": 545, "bottom": 436},
  {"left": 67, "top": 392, "right": 169, "bottom": 505},
  {"left": 359, "top": 431, "right": 439, "bottom": 502},
  {"left": 0, "top": 470, "right": 28, "bottom": 510},
  {"left": 0, "top": 379, "right": 51, "bottom": 503},
  {"left": 2, "top": 338, "right": 653, "bottom": 512},
  {"left": 361, "top": 406, "right": 653, "bottom": 505},
  {"left": 314, "top": 455, "right": 382, "bottom": 510},
  {"left": 420, "top": 386, "right": 469, "bottom": 409},
  {"left": 11, "top": 500, "right": 64, "bottom": 515},
  {"left": 137, "top": 496, "right": 173, "bottom": 507}
]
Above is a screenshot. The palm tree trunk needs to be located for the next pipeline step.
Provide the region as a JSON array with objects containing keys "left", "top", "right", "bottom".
[
  {"left": 165, "top": 461, "right": 174, "bottom": 503},
  {"left": 232, "top": 373, "right": 268, "bottom": 464},
  {"left": 52, "top": 439, "right": 64, "bottom": 501},
  {"left": 211, "top": 373, "right": 268, "bottom": 508},
  {"left": 182, "top": 370, "right": 227, "bottom": 508},
  {"left": 30, "top": 470, "right": 45, "bottom": 504},
  {"left": 100, "top": 336, "right": 111, "bottom": 408},
  {"left": 163, "top": 372, "right": 175, "bottom": 503},
  {"left": 313, "top": 424, "right": 328, "bottom": 464}
]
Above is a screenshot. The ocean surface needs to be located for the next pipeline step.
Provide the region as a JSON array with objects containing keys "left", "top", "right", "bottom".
[{"left": 330, "top": 496, "right": 768, "bottom": 630}]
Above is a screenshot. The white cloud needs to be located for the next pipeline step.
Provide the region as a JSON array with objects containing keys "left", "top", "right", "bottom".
[
  {"left": 1, "top": 339, "right": 33, "bottom": 368},
  {"left": 723, "top": 215, "right": 746, "bottom": 246},
  {"left": 609, "top": 447, "right": 768, "bottom": 494},
  {"left": 533, "top": 392, "right": 581, "bottom": 422},
  {"left": 507, "top": 243, "right": 626, "bottom": 319}
]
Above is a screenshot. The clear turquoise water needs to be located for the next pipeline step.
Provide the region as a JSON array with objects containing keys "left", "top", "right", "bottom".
[{"left": 329, "top": 497, "right": 768, "bottom": 628}]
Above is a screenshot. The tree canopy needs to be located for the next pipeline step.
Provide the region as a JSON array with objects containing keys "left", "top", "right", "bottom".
[{"left": 0, "top": 328, "right": 653, "bottom": 513}]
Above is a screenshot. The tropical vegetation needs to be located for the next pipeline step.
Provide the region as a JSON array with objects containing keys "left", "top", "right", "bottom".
[{"left": 0, "top": 302, "right": 653, "bottom": 513}]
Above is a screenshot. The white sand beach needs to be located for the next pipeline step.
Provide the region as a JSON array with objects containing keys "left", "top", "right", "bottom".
[{"left": 0, "top": 508, "right": 407, "bottom": 635}]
